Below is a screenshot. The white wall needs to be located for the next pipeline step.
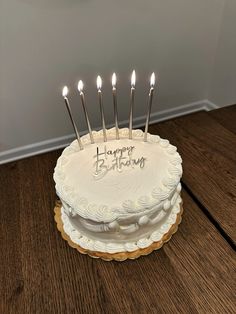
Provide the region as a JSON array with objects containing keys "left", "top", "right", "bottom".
[
  {"left": 208, "top": 0, "right": 236, "bottom": 106},
  {"left": 0, "top": 0, "right": 227, "bottom": 153}
]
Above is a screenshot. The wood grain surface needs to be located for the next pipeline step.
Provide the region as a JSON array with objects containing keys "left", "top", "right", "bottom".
[
  {"left": 149, "top": 108, "right": 236, "bottom": 245},
  {"left": 209, "top": 105, "right": 236, "bottom": 134},
  {"left": 0, "top": 106, "right": 236, "bottom": 313}
]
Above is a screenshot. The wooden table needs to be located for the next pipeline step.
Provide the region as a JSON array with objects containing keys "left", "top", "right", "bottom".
[{"left": 0, "top": 106, "right": 235, "bottom": 314}]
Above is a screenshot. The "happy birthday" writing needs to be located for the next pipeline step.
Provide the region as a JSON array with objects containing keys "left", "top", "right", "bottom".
[{"left": 93, "top": 145, "right": 146, "bottom": 179}]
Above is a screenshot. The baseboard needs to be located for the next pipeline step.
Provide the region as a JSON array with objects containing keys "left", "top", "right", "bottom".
[{"left": 0, "top": 99, "right": 218, "bottom": 165}]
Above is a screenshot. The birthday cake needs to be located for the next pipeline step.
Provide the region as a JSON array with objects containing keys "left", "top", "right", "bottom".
[{"left": 54, "top": 127, "right": 183, "bottom": 261}]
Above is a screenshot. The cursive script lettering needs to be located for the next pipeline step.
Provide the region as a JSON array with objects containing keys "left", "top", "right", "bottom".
[{"left": 93, "top": 145, "right": 146, "bottom": 179}]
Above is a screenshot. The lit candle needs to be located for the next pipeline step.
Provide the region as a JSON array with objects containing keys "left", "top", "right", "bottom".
[
  {"left": 144, "top": 72, "right": 155, "bottom": 142},
  {"left": 97, "top": 75, "right": 107, "bottom": 142},
  {"left": 77, "top": 80, "right": 94, "bottom": 144},
  {"left": 129, "top": 70, "right": 136, "bottom": 139},
  {"left": 112, "top": 73, "right": 119, "bottom": 140},
  {"left": 62, "top": 86, "right": 83, "bottom": 150}
]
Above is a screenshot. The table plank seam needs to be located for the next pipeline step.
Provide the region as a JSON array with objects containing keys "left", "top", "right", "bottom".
[{"left": 182, "top": 182, "right": 236, "bottom": 251}]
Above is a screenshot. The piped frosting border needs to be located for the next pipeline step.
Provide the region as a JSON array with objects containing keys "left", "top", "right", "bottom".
[
  {"left": 60, "top": 196, "right": 182, "bottom": 254},
  {"left": 54, "top": 128, "right": 182, "bottom": 223}
]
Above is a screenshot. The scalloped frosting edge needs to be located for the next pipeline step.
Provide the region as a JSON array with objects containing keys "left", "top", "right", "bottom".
[
  {"left": 54, "top": 128, "right": 182, "bottom": 223},
  {"left": 60, "top": 195, "right": 182, "bottom": 254}
]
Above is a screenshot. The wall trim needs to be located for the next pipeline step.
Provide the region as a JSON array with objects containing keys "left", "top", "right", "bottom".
[{"left": 0, "top": 99, "right": 218, "bottom": 165}]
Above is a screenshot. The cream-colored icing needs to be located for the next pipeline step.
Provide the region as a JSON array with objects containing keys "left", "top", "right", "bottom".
[
  {"left": 54, "top": 128, "right": 183, "bottom": 254},
  {"left": 54, "top": 128, "right": 182, "bottom": 223},
  {"left": 61, "top": 195, "right": 182, "bottom": 253}
]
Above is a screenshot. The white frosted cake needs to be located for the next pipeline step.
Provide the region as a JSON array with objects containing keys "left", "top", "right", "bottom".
[{"left": 54, "top": 128, "right": 183, "bottom": 260}]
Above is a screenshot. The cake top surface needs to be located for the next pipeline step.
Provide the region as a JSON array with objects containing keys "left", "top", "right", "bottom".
[{"left": 54, "top": 128, "right": 182, "bottom": 222}]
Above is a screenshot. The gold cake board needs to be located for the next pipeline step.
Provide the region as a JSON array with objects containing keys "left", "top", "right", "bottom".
[{"left": 54, "top": 201, "right": 183, "bottom": 262}]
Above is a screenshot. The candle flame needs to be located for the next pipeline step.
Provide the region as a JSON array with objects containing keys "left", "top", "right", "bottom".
[
  {"left": 78, "top": 80, "right": 84, "bottom": 93},
  {"left": 131, "top": 70, "right": 136, "bottom": 87},
  {"left": 97, "top": 75, "right": 102, "bottom": 90},
  {"left": 62, "top": 86, "right": 68, "bottom": 97},
  {"left": 112, "top": 73, "right": 117, "bottom": 87},
  {"left": 150, "top": 72, "right": 155, "bottom": 87}
]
